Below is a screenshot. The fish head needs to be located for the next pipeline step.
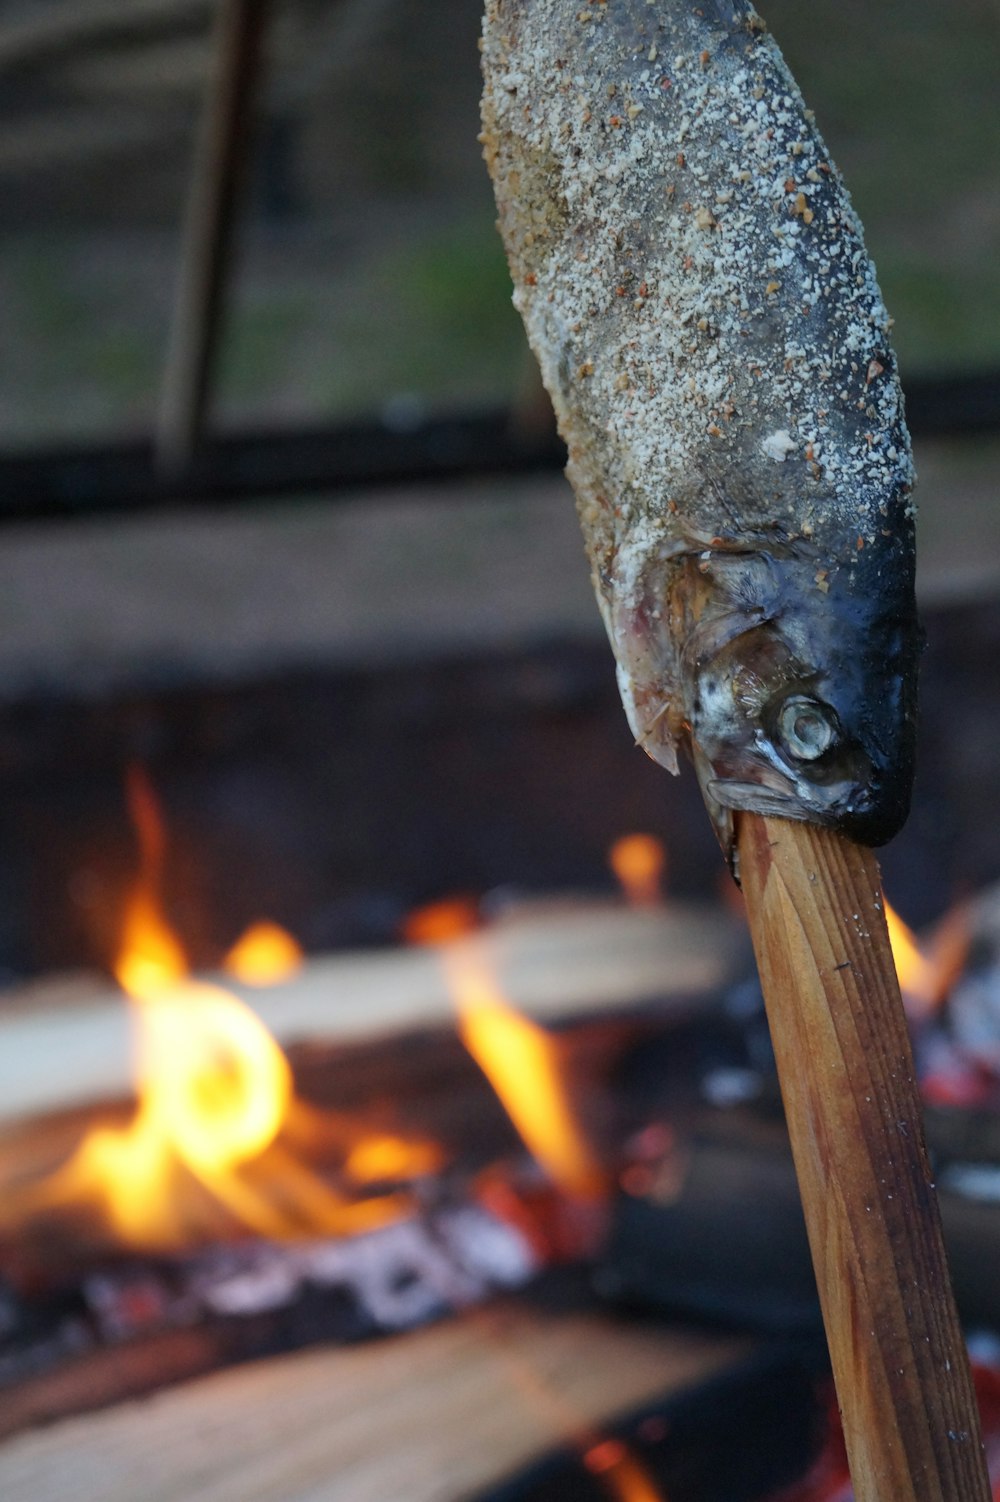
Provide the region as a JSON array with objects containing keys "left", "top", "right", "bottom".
[{"left": 678, "top": 546, "right": 920, "bottom": 861}]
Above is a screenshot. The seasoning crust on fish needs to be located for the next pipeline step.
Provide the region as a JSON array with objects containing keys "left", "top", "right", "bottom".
[{"left": 481, "top": 0, "right": 920, "bottom": 858}]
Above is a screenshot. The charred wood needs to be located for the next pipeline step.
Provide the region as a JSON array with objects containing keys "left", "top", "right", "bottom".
[{"left": 600, "top": 1101, "right": 1000, "bottom": 1337}]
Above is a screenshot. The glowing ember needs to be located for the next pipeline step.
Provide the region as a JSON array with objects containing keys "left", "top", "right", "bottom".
[
  {"left": 609, "top": 834, "right": 667, "bottom": 907},
  {"left": 401, "top": 895, "right": 481, "bottom": 945},
  {"left": 224, "top": 921, "right": 303, "bottom": 986},
  {"left": 770, "top": 1362, "right": 1000, "bottom": 1500},
  {"left": 583, "top": 1438, "right": 666, "bottom": 1502},
  {"left": 344, "top": 1133, "right": 442, "bottom": 1186},
  {"left": 12, "top": 769, "right": 422, "bottom": 1250},
  {"left": 445, "top": 952, "right": 605, "bottom": 1201}
]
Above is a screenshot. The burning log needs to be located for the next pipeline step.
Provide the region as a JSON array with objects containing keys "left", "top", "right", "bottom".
[
  {"left": 481, "top": 3, "right": 988, "bottom": 1498},
  {"left": 0, "top": 979, "right": 662, "bottom": 1437},
  {"left": 0, "top": 769, "right": 746, "bottom": 1447},
  {"left": 0, "top": 900, "right": 743, "bottom": 1128},
  {"left": 0, "top": 1198, "right": 541, "bottom": 1441}
]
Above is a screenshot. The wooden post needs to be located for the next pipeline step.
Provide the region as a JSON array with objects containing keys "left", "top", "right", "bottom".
[
  {"left": 155, "top": 0, "right": 270, "bottom": 478},
  {"left": 738, "top": 812, "right": 991, "bottom": 1502}
]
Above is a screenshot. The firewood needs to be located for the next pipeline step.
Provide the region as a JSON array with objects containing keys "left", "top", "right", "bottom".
[
  {"left": 0, "top": 901, "right": 742, "bottom": 1126},
  {"left": 603, "top": 1097, "right": 1000, "bottom": 1340},
  {"left": 0, "top": 1306, "right": 747, "bottom": 1500}
]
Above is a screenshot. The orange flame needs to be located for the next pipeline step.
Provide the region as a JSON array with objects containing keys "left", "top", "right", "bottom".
[
  {"left": 609, "top": 834, "right": 666, "bottom": 907},
  {"left": 224, "top": 921, "right": 303, "bottom": 986},
  {"left": 407, "top": 890, "right": 607, "bottom": 1203},
  {"left": 22, "top": 769, "right": 419, "bottom": 1249},
  {"left": 475, "top": 1313, "right": 666, "bottom": 1501},
  {"left": 884, "top": 896, "right": 943, "bottom": 1020},
  {"left": 584, "top": 1439, "right": 667, "bottom": 1501},
  {"left": 344, "top": 1134, "right": 442, "bottom": 1185},
  {"left": 445, "top": 953, "right": 605, "bottom": 1201},
  {"left": 402, "top": 895, "right": 481, "bottom": 945}
]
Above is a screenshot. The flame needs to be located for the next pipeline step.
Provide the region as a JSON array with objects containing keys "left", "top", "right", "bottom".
[
  {"left": 224, "top": 921, "right": 303, "bottom": 986},
  {"left": 115, "top": 765, "right": 187, "bottom": 994},
  {"left": 344, "top": 1134, "right": 442, "bottom": 1185},
  {"left": 445, "top": 953, "right": 605, "bottom": 1201},
  {"left": 20, "top": 769, "right": 418, "bottom": 1249},
  {"left": 881, "top": 891, "right": 972, "bottom": 1027},
  {"left": 884, "top": 898, "right": 937, "bottom": 1004},
  {"left": 406, "top": 890, "right": 609, "bottom": 1202},
  {"left": 475, "top": 1311, "right": 666, "bottom": 1501},
  {"left": 609, "top": 834, "right": 666, "bottom": 907},
  {"left": 584, "top": 1439, "right": 667, "bottom": 1502},
  {"left": 402, "top": 895, "right": 481, "bottom": 945}
]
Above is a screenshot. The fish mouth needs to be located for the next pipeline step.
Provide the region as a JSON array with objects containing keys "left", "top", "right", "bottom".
[
  {"left": 705, "top": 765, "right": 906, "bottom": 844},
  {"left": 691, "top": 745, "right": 817, "bottom": 862},
  {"left": 705, "top": 779, "right": 804, "bottom": 821},
  {"left": 698, "top": 760, "right": 875, "bottom": 870},
  {"left": 706, "top": 771, "right": 870, "bottom": 826}
]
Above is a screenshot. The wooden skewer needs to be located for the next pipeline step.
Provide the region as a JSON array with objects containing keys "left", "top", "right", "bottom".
[{"left": 737, "top": 811, "right": 991, "bottom": 1502}]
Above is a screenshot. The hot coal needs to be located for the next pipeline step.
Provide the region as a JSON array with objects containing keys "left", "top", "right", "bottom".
[{"left": 0, "top": 1200, "right": 537, "bottom": 1436}]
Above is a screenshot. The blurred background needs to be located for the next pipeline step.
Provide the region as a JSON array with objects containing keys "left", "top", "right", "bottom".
[{"left": 0, "top": 0, "right": 998, "bottom": 979}]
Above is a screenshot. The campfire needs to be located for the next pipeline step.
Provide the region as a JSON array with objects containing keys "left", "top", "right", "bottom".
[
  {"left": 0, "top": 770, "right": 679, "bottom": 1435},
  {"left": 3, "top": 750, "right": 1000, "bottom": 1500}
]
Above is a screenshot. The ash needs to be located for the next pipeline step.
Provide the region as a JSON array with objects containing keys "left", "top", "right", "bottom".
[{"left": 0, "top": 1203, "right": 538, "bottom": 1390}]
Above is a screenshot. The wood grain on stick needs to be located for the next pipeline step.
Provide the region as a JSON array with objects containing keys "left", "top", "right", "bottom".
[{"left": 738, "top": 812, "right": 990, "bottom": 1502}]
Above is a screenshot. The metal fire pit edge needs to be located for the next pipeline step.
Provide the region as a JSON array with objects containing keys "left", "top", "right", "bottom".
[{"left": 478, "top": 1342, "right": 828, "bottom": 1502}]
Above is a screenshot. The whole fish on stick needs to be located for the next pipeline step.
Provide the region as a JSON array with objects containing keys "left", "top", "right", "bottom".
[
  {"left": 481, "top": 0, "right": 920, "bottom": 866},
  {"left": 483, "top": 6, "right": 993, "bottom": 1499}
]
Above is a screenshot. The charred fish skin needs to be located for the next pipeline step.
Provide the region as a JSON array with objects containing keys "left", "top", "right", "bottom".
[{"left": 482, "top": 0, "right": 920, "bottom": 856}]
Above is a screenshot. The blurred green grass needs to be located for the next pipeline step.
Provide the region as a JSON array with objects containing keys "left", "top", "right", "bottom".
[
  {"left": 766, "top": 0, "right": 1000, "bottom": 371},
  {"left": 300, "top": 218, "right": 527, "bottom": 416},
  {"left": 0, "top": 0, "right": 996, "bottom": 446}
]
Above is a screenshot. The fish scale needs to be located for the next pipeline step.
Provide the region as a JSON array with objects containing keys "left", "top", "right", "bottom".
[{"left": 481, "top": 0, "right": 921, "bottom": 864}]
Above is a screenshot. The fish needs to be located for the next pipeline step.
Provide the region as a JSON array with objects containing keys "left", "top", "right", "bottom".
[{"left": 481, "top": 0, "right": 921, "bottom": 863}]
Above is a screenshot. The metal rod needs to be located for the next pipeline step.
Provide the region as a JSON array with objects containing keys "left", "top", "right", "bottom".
[
  {"left": 0, "top": 411, "right": 567, "bottom": 522},
  {"left": 0, "top": 366, "right": 996, "bottom": 523}
]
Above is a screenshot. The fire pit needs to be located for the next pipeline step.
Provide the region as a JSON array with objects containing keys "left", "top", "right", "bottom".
[
  {"left": 0, "top": 751, "right": 750, "bottom": 1438},
  {"left": 1, "top": 589, "right": 1000, "bottom": 1501}
]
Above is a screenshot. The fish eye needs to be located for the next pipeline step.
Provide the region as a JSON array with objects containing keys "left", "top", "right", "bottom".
[{"left": 776, "top": 695, "right": 838, "bottom": 762}]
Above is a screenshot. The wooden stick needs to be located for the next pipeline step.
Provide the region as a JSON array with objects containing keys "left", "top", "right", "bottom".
[
  {"left": 155, "top": 0, "right": 269, "bottom": 476},
  {"left": 738, "top": 812, "right": 990, "bottom": 1502}
]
